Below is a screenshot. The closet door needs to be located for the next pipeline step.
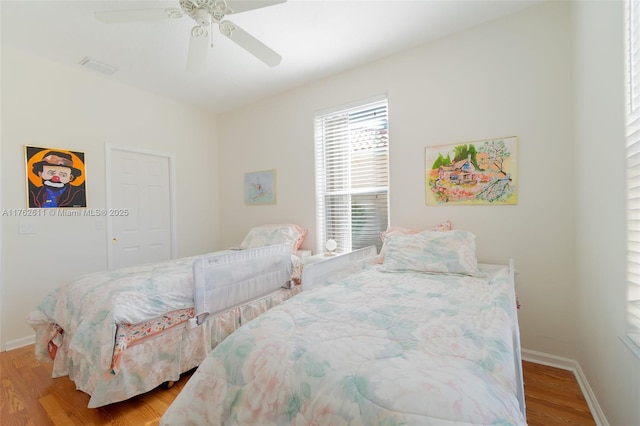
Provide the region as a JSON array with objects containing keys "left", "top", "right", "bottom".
[{"left": 107, "top": 147, "right": 174, "bottom": 270}]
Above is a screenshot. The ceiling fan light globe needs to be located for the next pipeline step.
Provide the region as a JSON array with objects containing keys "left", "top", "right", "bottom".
[{"left": 193, "top": 8, "right": 211, "bottom": 26}]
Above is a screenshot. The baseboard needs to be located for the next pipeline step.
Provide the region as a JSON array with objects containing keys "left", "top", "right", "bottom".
[
  {"left": 4, "top": 335, "right": 34, "bottom": 352},
  {"left": 522, "top": 348, "right": 609, "bottom": 426}
]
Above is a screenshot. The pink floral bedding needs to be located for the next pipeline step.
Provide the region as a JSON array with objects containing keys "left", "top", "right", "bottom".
[
  {"left": 162, "top": 263, "right": 525, "bottom": 425},
  {"left": 27, "top": 249, "right": 304, "bottom": 407}
]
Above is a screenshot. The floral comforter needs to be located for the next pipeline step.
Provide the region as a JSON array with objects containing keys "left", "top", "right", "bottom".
[
  {"left": 28, "top": 255, "right": 205, "bottom": 375},
  {"left": 162, "top": 263, "right": 525, "bottom": 425},
  {"left": 28, "top": 252, "right": 304, "bottom": 377}
]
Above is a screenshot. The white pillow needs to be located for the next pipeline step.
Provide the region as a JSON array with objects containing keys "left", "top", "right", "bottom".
[
  {"left": 376, "top": 220, "right": 453, "bottom": 264},
  {"left": 239, "top": 224, "right": 308, "bottom": 251},
  {"left": 381, "top": 229, "right": 480, "bottom": 276}
]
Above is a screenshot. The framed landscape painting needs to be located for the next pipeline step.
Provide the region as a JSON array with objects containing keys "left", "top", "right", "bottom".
[
  {"left": 426, "top": 136, "right": 518, "bottom": 205},
  {"left": 244, "top": 169, "right": 276, "bottom": 205}
]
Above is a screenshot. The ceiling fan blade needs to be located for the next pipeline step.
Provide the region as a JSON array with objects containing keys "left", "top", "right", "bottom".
[
  {"left": 187, "top": 26, "right": 209, "bottom": 73},
  {"left": 95, "top": 8, "right": 183, "bottom": 24},
  {"left": 225, "top": 0, "right": 286, "bottom": 15},
  {"left": 219, "top": 21, "right": 281, "bottom": 67}
]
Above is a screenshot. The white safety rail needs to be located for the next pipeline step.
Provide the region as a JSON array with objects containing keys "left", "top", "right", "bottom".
[
  {"left": 301, "top": 245, "right": 377, "bottom": 291},
  {"left": 509, "top": 258, "right": 526, "bottom": 421},
  {"left": 193, "top": 243, "right": 292, "bottom": 325}
]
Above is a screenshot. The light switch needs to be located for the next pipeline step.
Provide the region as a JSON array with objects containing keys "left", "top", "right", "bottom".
[{"left": 19, "top": 222, "right": 36, "bottom": 234}]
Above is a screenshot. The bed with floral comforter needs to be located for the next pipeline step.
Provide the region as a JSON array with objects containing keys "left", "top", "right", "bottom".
[
  {"left": 27, "top": 244, "right": 302, "bottom": 408},
  {"left": 161, "top": 255, "right": 525, "bottom": 425}
]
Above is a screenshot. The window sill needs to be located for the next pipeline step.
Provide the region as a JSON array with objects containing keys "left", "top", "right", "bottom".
[{"left": 620, "top": 334, "right": 640, "bottom": 360}]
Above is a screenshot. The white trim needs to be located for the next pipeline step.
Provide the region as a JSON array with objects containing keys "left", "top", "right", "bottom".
[
  {"left": 5, "top": 335, "right": 35, "bottom": 351},
  {"left": 105, "top": 143, "right": 177, "bottom": 270},
  {"left": 521, "top": 348, "right": 609, "bottom": 426},
  {"left": 314, "top": 93, "right": 388, "bottom": 117},
  {"left": 0, "top": 111, "right": 2, "bottom": 352},
  {"left": 625, "top": 0, "right": 640, "bottom": 352}
]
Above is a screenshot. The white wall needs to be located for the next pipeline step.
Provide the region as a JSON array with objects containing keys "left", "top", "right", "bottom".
[
  {"left": 218, "top": 1, "right": 577, "bottom": 357},
  {"left": 574, "top": 1, "right": 640, "bottom": 425},
  {"left": 2, "top": 1, "right": 637, "bottom": 423},
  {"left": 0, "top": 47, "right": 220, "bottom": 349}
]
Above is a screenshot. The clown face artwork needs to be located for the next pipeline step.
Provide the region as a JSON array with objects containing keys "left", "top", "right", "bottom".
[
  {"left": 25, "top": 146, "right": 87, "bottom": 208},
  {"left": 41, "top": 164, "right": 73, "bottom": 187}
]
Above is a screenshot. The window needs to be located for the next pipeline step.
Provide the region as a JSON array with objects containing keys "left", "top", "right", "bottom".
[
  {"left": 314, "top": 96, "right": 390, "bottom": 254},
  {"left": 625, "top": 0, "right": 640, "bottom": 350}
]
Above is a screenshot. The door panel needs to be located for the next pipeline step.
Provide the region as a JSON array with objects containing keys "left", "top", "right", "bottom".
[{"left": 109, "top": 148, "right": 172, "bottom": 269}]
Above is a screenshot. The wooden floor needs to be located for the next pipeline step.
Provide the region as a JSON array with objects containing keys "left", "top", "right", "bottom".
[
  {"left": 0, "top": 345, "right": 596, "bottom": 425},
  {"left": 523, "top": 360, "right": 596, "bottom": 426}
]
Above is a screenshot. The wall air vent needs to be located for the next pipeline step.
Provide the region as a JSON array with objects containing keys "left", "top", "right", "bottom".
[{"left": 79, "top": 57, "right": 118, "bottom": 75}]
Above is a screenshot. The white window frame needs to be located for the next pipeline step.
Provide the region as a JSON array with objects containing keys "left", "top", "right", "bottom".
[
  {"left": 313, "top": 95, "right": 390, "bottom": 255},
  {"left": 624, "top": 0, "right": 640, "bottom": 355}
]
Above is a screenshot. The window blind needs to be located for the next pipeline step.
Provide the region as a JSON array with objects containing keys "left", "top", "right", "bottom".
[
  {"left": 625, "top": 0, "right": 640, "bottom": 347},
  {"left": 314, "top": 97, "right": 390, "bottom": 254}
]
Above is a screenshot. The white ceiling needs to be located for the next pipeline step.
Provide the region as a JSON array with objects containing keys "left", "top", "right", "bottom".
[{"left": 1, "top": 0, "right": 542, "bottom": 114}]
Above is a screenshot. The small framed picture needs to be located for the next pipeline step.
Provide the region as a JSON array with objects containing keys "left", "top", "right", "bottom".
[
  {"left": 244, "top": 169, "right": 276, "bottom": 205},
  {"left": 25, "top": 145, "right": 87, "bottom": 208}
]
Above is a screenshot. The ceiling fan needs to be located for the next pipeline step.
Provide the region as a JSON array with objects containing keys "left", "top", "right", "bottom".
[{"left": 94, "top": 0, "right": 286, "bottom": 71}]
